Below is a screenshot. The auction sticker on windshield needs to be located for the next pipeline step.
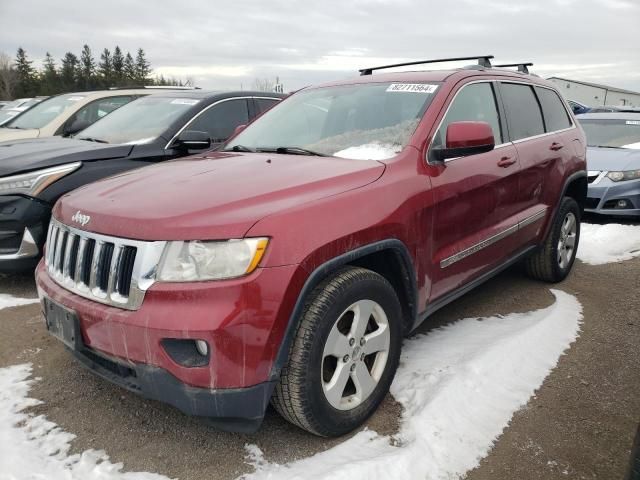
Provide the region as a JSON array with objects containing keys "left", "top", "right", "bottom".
[{"left": 386, "top": 83, "right": 438, "bottom": 93}]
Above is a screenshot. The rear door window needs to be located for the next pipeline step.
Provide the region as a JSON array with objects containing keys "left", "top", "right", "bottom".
[
  {"left": 535, "top": 87, "right": 572, "bottom": 132},
  {"left": 499, "top": 83, "right": 545, "bottom": 140},
  {"left": 186, "top": 99, "right": 249, "bottom": 143},
  {"left": 433, "top": 82, "right": 503, "bottom": 150}
]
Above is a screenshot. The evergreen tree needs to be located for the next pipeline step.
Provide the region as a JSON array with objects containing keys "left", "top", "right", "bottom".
[
  {"left": 14, "top": 47, "right": 36, "bottom": 96},
  {"left": 41, "top": 52, "right": 59, "bottom": 94},
  {"left": 98, "top": 48, "right": 113, "bottom": 87},
  {"left": 60, "top": 52, "right": 79, "bottom": 91},
  {"left": 134, "top": 48, "right": 152, "bottom": 84},
  {"left": 123, "top": 52, "right": 135, "bottom": 83},
  {"left": 112, "top": 46, "right": 124, "bottom": 84},
  {"left": 79, "top": 44, "right": 96, "bottom": 89}
]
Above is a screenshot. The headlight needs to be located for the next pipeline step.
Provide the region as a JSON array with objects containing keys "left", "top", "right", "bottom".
[
  {"left": 158, "top": 238, "right": 269, "bottom": 282},
  {"left": 607, "top": 169, "right": 640, "bottom": 182},
  {"left": 0, "top": 162, "right": 82, "bottom": 196}
]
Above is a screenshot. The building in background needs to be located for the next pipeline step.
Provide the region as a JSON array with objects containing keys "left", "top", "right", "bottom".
[{"left": 548, "top": 77, "right": 640, "bottom": 108}]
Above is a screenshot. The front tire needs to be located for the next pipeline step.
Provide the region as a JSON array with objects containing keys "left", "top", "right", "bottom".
[
  {"left": 525, "top": 196, "right": 581, "bottom": 282},
  {"left": 272, "top": 267, "right": 403, "bottom": 437}
]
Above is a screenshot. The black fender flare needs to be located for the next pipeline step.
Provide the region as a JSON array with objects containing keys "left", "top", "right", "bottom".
[{"left": 268, "top": 238, "right": 417, "bottom": 381}]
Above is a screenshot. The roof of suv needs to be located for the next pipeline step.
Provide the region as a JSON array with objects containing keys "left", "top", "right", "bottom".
[{"left": 313, "top": 67, "right": 553, "bottom": 89}]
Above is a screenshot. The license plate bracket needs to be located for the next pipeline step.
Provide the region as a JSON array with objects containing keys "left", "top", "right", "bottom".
[{"left": 44, "top": 297, "right": 82, "bottom": 350}]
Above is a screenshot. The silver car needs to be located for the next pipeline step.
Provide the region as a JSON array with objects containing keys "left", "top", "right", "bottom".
[{"left": 578, "top": 112, "right": 640, "bottom": 218}]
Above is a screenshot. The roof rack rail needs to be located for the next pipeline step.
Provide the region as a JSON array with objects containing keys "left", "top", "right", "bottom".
[
  {"left": 494, "top": 62, "right": 533, "bottom": 74},
  {"left": 107, "top": 86, "right": 201, "bottom": 90},
  {"left": 359, "top": 55, "right": 494, "bottom": 76}
]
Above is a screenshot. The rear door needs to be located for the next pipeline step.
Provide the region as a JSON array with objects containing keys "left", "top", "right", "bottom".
[
  {"left": 499, "top": 82, "right": 574, "bottom": 244},
  {"left": 428, "top": 81, "right": 522, "bottom": 300}
]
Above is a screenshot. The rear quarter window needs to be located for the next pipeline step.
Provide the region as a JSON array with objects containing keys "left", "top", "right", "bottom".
[
  {"left": 535, "top": 87, "right": 572, "bottom": 132},
  {"left": 500, "top": 83, "right": 545, "bottom": 140}
]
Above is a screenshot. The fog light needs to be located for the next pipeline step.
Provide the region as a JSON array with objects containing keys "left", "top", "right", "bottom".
[
  {"left": 195, "top": 340, "right": 209, "bottom": 356},
  {"left": 616, "top": 200, "right": 629, "bottom": 209}
]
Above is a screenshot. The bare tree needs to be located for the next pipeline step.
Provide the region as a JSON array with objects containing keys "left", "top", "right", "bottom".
[
  {"left": 0, "top": 51, "right": 17, "bottom": 100},
  {"left": 253, "top": 77, "right": 275, "bottom": 92}
]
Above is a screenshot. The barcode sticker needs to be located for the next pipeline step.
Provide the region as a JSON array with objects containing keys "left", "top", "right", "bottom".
[
  {"left": 386, "top": 83, "right": 438, "bottom": 94},
  {"left": 171, "top": 99, "right": 200, "bottom": 105}
]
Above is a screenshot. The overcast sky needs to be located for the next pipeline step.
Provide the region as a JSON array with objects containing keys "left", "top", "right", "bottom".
[{"left": 1, "top": 0, "right": 638, "bottom": 92}]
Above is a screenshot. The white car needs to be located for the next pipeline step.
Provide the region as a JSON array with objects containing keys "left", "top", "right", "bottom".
[
  {"left": 0, "top": 97, "right": 47, "bottom": 126},
  {"left": 0, "top": 89, "right": 153, "bottom": 142}
]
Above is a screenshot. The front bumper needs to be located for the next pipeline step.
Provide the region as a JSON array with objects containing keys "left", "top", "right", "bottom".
[
  {"left": 586, "top": 177, "right": 640, "bottom": 217},
  {"left": 36, "top": 260, "right": 304, "bottom": 429},
  {"left": 0, "top": 195, "right": 50, "bottom": 271}
]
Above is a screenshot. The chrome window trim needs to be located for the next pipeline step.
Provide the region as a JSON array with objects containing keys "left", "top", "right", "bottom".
[
  {"left": 46, "top": 218, "right": 166, "bottom": 310},
  {"left": 440, "top": 207, "right": 547, "bottom": 268},
  {"left": 164, "top": 96, "right": 282, "bottom": 150},
  {"left": 428, "top": 79, "right": 577, "bottom": 165}
]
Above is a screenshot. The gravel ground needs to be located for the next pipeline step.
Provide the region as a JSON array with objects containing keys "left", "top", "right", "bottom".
[{"left": 1, "top": 243, "right": 638, "bottom": 479}]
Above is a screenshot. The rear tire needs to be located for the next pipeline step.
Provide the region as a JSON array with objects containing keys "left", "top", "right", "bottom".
[
  {"left": 272, "top": 266, "right": 403, "bottom": 437},
  {"left": 525, "top": 196, "right": 580, "bottom": 282}
]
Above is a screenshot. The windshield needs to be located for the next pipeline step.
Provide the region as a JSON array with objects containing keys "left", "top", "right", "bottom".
[
  {"left": 76, "top": 96, "right": 199, "bottom": 144},
  {"left": 579, "top": 118, "right": 640, "bottom": 149},
  {"left": 225, "top": 82, "right": 439, "bottom": 160},
  {"left": 5, "top": 94, "right": 86, "bottom": 129},
  {"left": 0, "top": 109, "right": 20, "bottom": 125}
]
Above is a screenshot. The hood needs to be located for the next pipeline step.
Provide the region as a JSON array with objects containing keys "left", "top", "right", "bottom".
[
  {"left": 0, "top": 137, "right": 133, "bottom": 177},
  {"left": 54, "top": 152, "right": 386, "bottom": 240},
  {"left": 586, "top": 146, "right": 640, "bottom": 172},
  {"left": 0, "top": 127, "right": 39, "bottom": 142}
]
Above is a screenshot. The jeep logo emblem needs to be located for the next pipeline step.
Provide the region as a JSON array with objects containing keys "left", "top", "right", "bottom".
[{"left": 71, "top": 211, "right": 91, "bottom": 227}]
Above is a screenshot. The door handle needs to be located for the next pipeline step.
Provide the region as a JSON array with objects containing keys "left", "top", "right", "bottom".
[
  {"left": 550, "top": 142, "right": 564, "bottom": 151},
  {"left": 497, "top": 156, "right": 516, "bottom": 168}
]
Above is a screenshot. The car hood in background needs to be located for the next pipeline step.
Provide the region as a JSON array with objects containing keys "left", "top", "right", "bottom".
[
  {"left": 587, "top": 147, "right": 640, "bottom": 172},
  {"left": 0, "top": 137, "right": 134, "bottom": 177},
  {"left": 0, "top": 127, "right": 40, "bottom": 142},
  {"left": 54, "top": 152, "right": 385, "bottom": 240}
]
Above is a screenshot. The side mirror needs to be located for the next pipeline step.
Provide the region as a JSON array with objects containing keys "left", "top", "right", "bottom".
[
  {"left": 174, "top": 130, "right": 211, "bottom": 151},
  {"left": 232, "top": 124, "right": 247, "bottom": 137},
  {"left": 433, "top": 121, "right": 495, "bottom": 162},
  {"left": 63, "top": 118, "right": 91, "bottom": 137}
]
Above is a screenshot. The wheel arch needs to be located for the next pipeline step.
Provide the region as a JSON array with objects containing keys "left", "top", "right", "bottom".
[{"left": 269, "top": 239, "right": 417, "bottom": 381}]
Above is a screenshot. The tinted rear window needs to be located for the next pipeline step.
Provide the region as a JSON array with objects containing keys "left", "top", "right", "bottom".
[
  {"left": 536, "top": 87, "right": 572, "bottom": 132},
  {"left": 500, "top": 83, "right": 545, "bottom": 140}
]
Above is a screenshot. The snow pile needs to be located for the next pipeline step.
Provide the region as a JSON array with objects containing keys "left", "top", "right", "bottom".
[
  {"left": 333, "top": 143, "right": 402, "bottom": 160},
  {"left": 577, "top": 223, "right": 640, "bottom": 265},
  {"left": 0, "top": 364, "right": 171, "bottom": 479},
  {"left": 0, "top": 294, "right": 39, "bottom": 310},
  {"left": 244, "top": 290, "right": 582, "bottom": 480}
]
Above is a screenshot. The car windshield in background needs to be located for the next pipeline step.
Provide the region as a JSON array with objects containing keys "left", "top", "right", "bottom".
[
  {"left": 225, "top": 82, "right": 439, "bottom": 160},
  {"left": 579, "top": 118, "right": 640, "bottom": 149},
  {"left": 5, "top": 94, "right": 86, "bottom": 129},
  {"left": 0, "top": 110, "right": 20, "bottom": 125},
  {"left": 75, "top": 96, "right": 199, "bottom": 145}
]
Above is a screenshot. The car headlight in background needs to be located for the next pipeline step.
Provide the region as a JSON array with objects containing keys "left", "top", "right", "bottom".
[
  {"left": 607, "top": 169, "right": 640, "bottom": 182},
  {"left": 158, "top": 238, "right": 269, "bottom": 282},
  {"left": 0, "top": 162, "right": 82, "bottom": 196}
]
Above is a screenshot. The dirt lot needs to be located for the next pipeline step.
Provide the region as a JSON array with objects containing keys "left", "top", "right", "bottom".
[{"left": 1, "top": 245, "right": 639, "bottom": 479}]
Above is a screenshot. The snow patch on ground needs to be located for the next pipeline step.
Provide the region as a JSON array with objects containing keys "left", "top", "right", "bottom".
[
  {"left": 333, "top": 143, "right": 401, "bottom": 160},
  {"left": 577, "top": 223, "right": 640, "bottom": 265},
  {"left": 243, "top": 290, "right": 582, "bottom": 480},
  {"left": 0, "top": 293, "right": 39, "bottom": 310},
  {"left": 0, "top": 364, "right": 171, "bottom": 480}
]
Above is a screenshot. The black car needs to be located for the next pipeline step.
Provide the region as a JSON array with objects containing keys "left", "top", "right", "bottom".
[{"left": 0, "top": 90, "right": 284, "bottom": 271}]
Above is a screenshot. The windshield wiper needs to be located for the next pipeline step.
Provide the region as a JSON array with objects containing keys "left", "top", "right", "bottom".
[
  {"left": 591, "top": 145, "right": 623, "bottom": 149},
  {"left": 226, "top": 144, "right": 255, "bottom": 152},
  {"left": 260, "top": 146, "right": 328, "bottom": 156},
  {"left": 77, "top": 137, "right": 108, "bottom": 144}
]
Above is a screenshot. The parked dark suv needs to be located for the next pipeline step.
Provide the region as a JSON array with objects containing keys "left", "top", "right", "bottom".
[
  {"left": 36, "top": 56, "right": 587, "bottom": 436},
  {"left": 0, "top": 90, "right": 284, "bottom": 271}
]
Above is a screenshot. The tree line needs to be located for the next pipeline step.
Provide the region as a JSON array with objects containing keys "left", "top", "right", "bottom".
[{"left": 0, "top": 45, "right": 188, "bottom": 100}]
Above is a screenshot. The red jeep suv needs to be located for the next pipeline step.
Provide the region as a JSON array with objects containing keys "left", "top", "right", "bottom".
[{"left": 36, "top": 56, "right": 587, "bottom": 437}]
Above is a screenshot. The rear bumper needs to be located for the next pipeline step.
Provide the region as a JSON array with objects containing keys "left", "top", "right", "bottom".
[
  {"left": 586, "top": 179, "right": 640, "bottom": 217},
  {"left": 0, "top": 195, "right": 50, "bottom": 271}
]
